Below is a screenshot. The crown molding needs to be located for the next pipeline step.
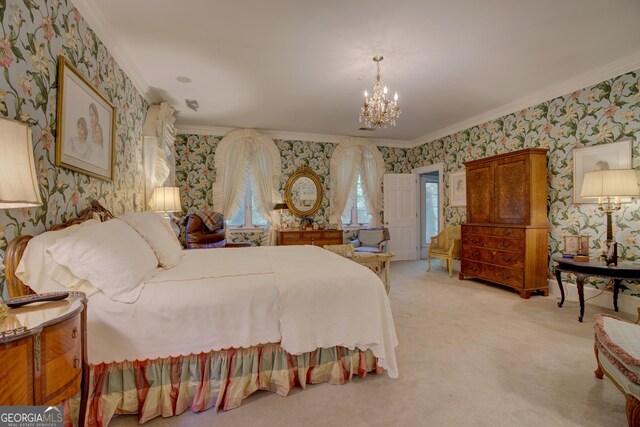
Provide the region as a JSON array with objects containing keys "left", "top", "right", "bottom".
[
  {"left": 175, "top": 125, "right": 411, "bottom": 147},
  {"left": 409, "top": 50, "right": 640, "bottom": 148},
  {"left": 71, "top": 0, "right": 158, "bottom": 103}
]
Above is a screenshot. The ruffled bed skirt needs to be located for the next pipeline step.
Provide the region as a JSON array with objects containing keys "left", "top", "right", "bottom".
[{"left": 73, "top": 343, "right": 381, "bottom": 426}]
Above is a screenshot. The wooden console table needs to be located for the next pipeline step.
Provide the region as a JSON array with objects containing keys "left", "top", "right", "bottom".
[
  {"left": 553, "top": 255, "right": 640, "bottom": 322},
  {"left": 277, "top": 229, "right": 343, "bottom": 246}
]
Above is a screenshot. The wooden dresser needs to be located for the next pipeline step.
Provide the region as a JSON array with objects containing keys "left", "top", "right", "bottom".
[
  {"left": 460, "top": 148, "right": 549, "bottom": 298},
  {"left": 277, "top": 229, "right": 344, "bottom": 246},
  {"left": 0, "top": 293, "right": 87, "bottom": 415}
]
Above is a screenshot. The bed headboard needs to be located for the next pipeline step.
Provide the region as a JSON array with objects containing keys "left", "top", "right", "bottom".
[{"left": 4, "top": 201, "right": 114, "bottom": 298}]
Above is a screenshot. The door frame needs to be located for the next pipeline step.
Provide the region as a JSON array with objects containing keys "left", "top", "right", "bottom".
[{"left": 412, "top": 164, "right": 444, "bottom": 258}]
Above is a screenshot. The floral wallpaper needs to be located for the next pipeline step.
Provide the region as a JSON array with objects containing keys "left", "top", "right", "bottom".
[
  {"left": 175, "top": 135, "right": 342, "bottom": 245},
  {"left": 408, "top": 70, "right": 640, "bottom": 292},
  {"left": 0, "top": 0, "right": 148, "bottom": 287}
]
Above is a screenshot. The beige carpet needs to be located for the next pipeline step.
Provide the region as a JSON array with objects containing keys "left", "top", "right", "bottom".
[{"left": 110, "top": 260, "right": 630, "bottom": 427}]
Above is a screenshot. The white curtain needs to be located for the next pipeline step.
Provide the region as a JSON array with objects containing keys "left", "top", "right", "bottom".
[
  {"left": 360, "top": 147, "right": 383, "bottom": 226},
  {"left": 329, "top": 137, "right": 385, "bottom": 227},
  {"left": 216, "top": 138, "right": 249, "bottom": 221},
  {"left": 143, "top": 136, "right": 171, "bottom": 210},
  {"left": 213, "top": 129, "right": 281, "bottom": 244},
  {"left": 250, "top": 142, "right": 279, "bottom": 246},
  {"left": 329, "top": 146, "right": 359, "bottom": 226}
]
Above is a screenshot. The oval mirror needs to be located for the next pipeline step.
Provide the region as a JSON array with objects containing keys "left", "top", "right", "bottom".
[{"left": 284, "top": 166, "right": 323, "bottom": 218}]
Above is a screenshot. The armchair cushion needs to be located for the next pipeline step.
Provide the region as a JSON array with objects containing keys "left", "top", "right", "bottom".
[{"left": 350, "top": 227, "right": 390, "bottom": 253}]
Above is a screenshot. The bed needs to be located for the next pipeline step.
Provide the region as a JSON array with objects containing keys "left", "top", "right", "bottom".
[{"left": 4, "top": 202, "right": 398, "bottom": 426}]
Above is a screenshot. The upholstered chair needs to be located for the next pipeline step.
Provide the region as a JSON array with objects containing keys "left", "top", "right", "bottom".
[
  {"left": 349, "top": 228, "right": 390, "bottom": 254},
  {"left": 594, "top": 309, "right": 640, "bottom": 426},
  {"left": 184, "top": 214, "right": 251, "bottom": 249},
  {"left": 426, "top": 225, "right": 461, "bottom": 277}
]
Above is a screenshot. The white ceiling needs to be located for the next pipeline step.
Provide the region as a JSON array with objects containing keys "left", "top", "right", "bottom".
[{"left": 75, "top": 0, "right": 640, "bottom": 146}]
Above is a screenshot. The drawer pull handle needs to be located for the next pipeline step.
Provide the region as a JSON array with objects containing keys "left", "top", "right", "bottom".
[
  {"left": 73, "top": 355, "right": 80, "bottom": 369},
  {"left": 72, "top": 327, "right": 78, "bottom": 339}
]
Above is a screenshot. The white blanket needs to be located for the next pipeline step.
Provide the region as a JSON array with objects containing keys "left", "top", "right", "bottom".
[{"left": 87, "top": 246, "right": 398, "bottom": 377}]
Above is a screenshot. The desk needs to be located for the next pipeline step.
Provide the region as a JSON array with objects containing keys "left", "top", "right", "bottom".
[
  {"left": 354, "top": 252, "right": 394, "bottom": 294},
  {"left": 553, "top": 255, "right": 640, "bottom": 322}
]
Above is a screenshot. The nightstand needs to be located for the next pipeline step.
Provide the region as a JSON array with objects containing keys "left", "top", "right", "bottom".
[{"left": 0, "top": 292, "right": 87, "bottom": 422}]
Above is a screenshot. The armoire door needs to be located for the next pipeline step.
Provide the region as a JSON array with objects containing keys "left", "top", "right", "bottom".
[
  {"left": 494, "top": 154, "right": 530, "bottom": 224},
  {"left": 466, "top": 162, "right": 494, "bottom": 223}
]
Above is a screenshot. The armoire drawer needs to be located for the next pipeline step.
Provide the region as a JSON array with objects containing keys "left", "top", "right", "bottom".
[
  {"left": 461, "top": 259, "right": 524, "bottom": 288},
  {"left": 461, "top": 246, "right": 525, "bottom": 269},
  {"left": 462, "top": 234, "right": 525, "bottom": 252}
]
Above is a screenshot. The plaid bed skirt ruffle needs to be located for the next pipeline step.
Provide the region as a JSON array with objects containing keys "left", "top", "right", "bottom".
[{"left": 66, "top": 343, "right": 382, "bottom": 426}]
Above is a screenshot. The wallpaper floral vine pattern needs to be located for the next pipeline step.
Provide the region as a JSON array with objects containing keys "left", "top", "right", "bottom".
[
  {"left": 408, "top": 70, "right": 640, "bottom": 292},
  {"left": 176, "top": 70, "right": 639, "bottom": 293},
  {"left": 175, "top": 135, "right": 342, "bottom": 245},
  {"left": 0, "top": 0, "right": 147, "bottom": 286}
]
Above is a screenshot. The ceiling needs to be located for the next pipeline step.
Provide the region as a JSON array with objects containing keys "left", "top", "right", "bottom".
[{"left": 75, "top": 0, "right": 640, "bottom": 146}]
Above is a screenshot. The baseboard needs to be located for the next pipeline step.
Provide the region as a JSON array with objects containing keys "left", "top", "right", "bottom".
[{"left": 549, "top": 279, "right": 639, "bottom": 316}]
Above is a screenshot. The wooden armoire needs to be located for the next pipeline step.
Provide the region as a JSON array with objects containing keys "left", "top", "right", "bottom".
[{"left": 459, "top": 148, "right": 549, "bottom": 298}]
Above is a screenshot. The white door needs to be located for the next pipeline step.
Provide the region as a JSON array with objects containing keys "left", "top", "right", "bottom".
[{"left": 384, "top": 173, "right": 418, "bottom": 260}]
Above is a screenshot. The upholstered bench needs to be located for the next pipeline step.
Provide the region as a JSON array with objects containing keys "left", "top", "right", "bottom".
[{"left": 594, "top": 309, "right": 640, "bottom": 427}]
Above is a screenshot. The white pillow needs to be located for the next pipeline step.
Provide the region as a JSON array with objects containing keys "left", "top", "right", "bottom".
[
  {"left": 15, "top": 219, "right": 100, "bottom": 294},
  {"left": 120, "top": 212, "right": 182, "bottom": 267},
  {"left": 47, "top": 219, "right": 159, "bottom": 303}
]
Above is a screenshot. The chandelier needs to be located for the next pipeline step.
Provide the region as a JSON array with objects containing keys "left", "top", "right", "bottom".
[{"left": 359, "top": 56, "right": 401, "bottom": 128}]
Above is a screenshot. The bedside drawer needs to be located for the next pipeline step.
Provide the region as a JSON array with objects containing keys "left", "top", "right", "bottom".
[{"left": 41, "top": 313, "right": 82, "bottom": 404}]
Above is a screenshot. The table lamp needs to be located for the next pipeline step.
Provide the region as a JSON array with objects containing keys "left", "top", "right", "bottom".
[
  {"left": 150, "top": 186, "right": 182, "bottom": 234},
  {"left": 580, "top": 169, "right": 640, "bottom": 265},
  {"left": 273, "top": 202, "right": 289, "bottom": 229},
  {"left": 0, "top": 118, "right": 43, "bottom": 318}
]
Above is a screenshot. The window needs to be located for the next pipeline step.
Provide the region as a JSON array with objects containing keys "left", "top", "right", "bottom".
[
  {"left": 341, "top": 174, "right": 372, "bottom": 226},
  {"left": 227, "top": 183, "right": 267, "bottom": 228}
]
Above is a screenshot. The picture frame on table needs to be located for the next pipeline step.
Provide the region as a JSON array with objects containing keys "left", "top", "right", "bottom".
[
  {"left": 55, "top": 55, "right": 116, "bottom": 181},
  {"left": 449, "top": 170, "right": 466, "bottom": 207},
  {"left": 573, "top": 140, "right": 632, "bottom": 204},
  {"left": 563, "top": 235, "right": 590, "bottom": 256}
]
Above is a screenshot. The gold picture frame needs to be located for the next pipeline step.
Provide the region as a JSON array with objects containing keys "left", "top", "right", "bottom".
[
  {"left": 284, "top": 165, "right": 323, "bottom": 218},
  {"left": 55, "top": 55, "right": 116, "bottom": 181}
]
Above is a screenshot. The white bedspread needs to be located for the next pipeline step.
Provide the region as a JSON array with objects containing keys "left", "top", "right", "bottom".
[{"left": 87, "top": 245, "right": 398, "bottom": 377}]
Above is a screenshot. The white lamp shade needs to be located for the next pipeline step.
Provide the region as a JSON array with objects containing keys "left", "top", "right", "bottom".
[
  {"left": 0, "top": 118, "right": 42, "bottom": 208},
  {"left": 580, "top": 169, "right": 640, "bottom": 199},
  {"left": 150, "top": 186, "right": 181, "bottom": 212}
]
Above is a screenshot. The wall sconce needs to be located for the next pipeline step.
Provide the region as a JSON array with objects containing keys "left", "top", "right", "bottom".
[{"left": 580, "top": 169, "right": 639, "bottom": 265}]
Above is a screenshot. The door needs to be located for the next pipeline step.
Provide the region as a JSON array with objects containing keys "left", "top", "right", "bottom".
[
  {"left": 494, "top": 154, "right": 529, "bottom": 224},
  {"left": 466, "top": 161, "right": 494, "bottom": 224},
  {"left": 384, "top": 173, "right": 418, "bottom": 261},
  {"left": 420, "top": 173, "right": 440, "bottom": 258}
]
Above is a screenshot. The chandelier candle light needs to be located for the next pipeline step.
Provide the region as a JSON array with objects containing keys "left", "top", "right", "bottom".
[{"left": 359, "top": 56, "right": 401, "bottom": 128}]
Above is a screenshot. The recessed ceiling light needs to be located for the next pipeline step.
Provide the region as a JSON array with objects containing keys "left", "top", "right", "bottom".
[{"left": 176, "top": 76, "right": 192, "bottom": 83}]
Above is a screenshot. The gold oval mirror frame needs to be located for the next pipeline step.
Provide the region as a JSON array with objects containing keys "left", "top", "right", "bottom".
[{"left": 284, "top": 165, "right": 323, "bottom": 218}]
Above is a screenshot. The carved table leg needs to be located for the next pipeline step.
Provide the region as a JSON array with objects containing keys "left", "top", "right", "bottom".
[
  {"left": 576, "top": 273, "right": 586, "bottom": 323},
  {"left": 613, "top": 279, "right": 621, "bottom": 312},
  {"left": 594, "top": 342, "right": 604, "bottom": 379},
  {"left": 555, "top": 268, "right": 565, "bottom": 308}
]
